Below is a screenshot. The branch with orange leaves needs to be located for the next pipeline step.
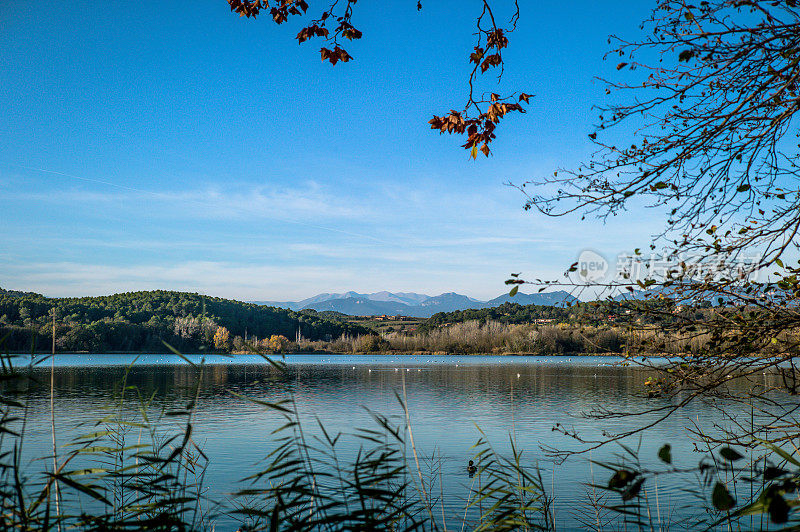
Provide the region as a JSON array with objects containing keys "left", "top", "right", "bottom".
[
  {"left": 429, "top": 0, "right": 530, "bottom": 159},
  {"left": 228, "top": 0, "right": 361, "bottom": 65},
  {"left": 227, "top": 0, "right": 532, "bottom": 158}
]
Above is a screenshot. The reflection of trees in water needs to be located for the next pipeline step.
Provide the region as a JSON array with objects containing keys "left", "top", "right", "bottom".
[
  {"left": 16, "top": 362, "right": 791, "bottom": 430},
  {"left": 7, "top": 360, "right": 797, "bottom": 530}
]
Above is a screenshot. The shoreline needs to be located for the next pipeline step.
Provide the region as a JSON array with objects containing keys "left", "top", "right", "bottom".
[{"left": 14, "top": 350, "right": 626, "bottom": 357}]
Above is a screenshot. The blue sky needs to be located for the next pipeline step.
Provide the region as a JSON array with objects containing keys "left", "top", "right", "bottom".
[{"left": 0, "top": 1, "right": 667, "bottom": 301}]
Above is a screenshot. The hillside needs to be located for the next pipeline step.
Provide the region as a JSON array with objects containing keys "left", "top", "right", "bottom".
[
  {"left": 486, "top": 290, "right": 578, "bottom": 307},
  {"left": 0, "top": 288, "right": 371, "bottom": 353},
  {"left": 419, "top": 302, "right": 572, "bottom": 332}
]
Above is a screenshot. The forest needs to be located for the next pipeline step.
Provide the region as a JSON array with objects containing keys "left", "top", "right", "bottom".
[
  {"left": 0, "top": 286, "right": 730, "bottom": 355},
  {"left": 0, "top": 287, "right": 370, "bottom": 353}
]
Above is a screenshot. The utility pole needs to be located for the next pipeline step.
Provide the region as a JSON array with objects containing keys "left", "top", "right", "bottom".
[{"left": 50, "top": 307, "right": 61, "bottom": 530}]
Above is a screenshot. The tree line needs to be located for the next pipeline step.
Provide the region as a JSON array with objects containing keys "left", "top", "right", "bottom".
[{"left": 0, "top": 288, "right": 370, "bottom": 353}]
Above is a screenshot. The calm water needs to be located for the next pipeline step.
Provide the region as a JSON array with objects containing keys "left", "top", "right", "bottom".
[{"left": 11, "top": 354, "right": 788, "bottom": 530}]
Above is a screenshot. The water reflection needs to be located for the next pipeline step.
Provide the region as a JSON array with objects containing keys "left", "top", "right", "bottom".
[{"left": 13, "top": 355, "right": 792, "bottom": 530}]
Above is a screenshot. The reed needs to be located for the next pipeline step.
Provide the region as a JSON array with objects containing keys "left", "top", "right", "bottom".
[
  {"left": 0, "top": 337, "right": 554, "bottom": 531},
  {"left": 1, "top": 333, "right": 796, "bottom": 530}
]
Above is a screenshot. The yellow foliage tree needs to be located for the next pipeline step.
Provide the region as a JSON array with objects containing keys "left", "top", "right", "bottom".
[
  {"left": 213, "top": 326, "right": 230, "bottom": 350},
  {"left": 268, "top": 334, "right": 289, "bottom": 353}
]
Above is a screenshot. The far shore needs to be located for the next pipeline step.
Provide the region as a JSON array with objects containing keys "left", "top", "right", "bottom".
[{"left": 15, "top": 350, "right": 628, "bottom": 357}]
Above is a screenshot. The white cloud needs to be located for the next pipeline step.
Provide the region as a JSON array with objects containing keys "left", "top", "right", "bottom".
[
  {"left": 1, "top": 261, "right": 353, "bottom": 300},
  {"left": 5, "top": 180, "right": 374, "bottom": 221},
  {"left": 0, "top": 258, "right": 556, "bottom": 301},
  {"left": 1, "top": 166, "right": 669, "bottom": 300}
]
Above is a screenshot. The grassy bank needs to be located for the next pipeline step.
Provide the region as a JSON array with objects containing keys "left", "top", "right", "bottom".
[
  {"left": 14, "top": 320, "right": 722, "bottom": 356},
  {"left": 285, "top": 320, "right": 720, "bottom": 356}
]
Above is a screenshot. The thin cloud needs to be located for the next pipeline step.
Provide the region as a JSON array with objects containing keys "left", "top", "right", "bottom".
[
  {"left": 6, "top": 166, "right": 390, "bottom": 244},
  {"left": 0, "top": 259, "right": 533, "bottom": 301}
]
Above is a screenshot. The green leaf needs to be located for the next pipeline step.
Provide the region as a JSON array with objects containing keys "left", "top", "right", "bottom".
[
  {"left": 509, "top": 286, "right": 519, "bottom": 297},
  {"left": 712, "top": 482, "right": 736, "bottom": 511},
  {"left": 768, "top": 492, "right": 789, "bottom": 523},
  {"left": 737, "top": 184, "right": 751, "bottom": 193},
  {"left": 470, "top": 144, "right": 478, "bottom": 159},
  {"left": 762, "top": 442, "right": 800, "bottom": 467},
  {"left": 658, "top": 444, "right": 672, "bottom": 464},
  {"left": 50, "top": 473, "right": 111, "bottom": 506},
  {"left": 720, "top": 447, "right": 743, "bottom": 461},
  {"left": 608, "top": 469, "right": 637, "bottom": 489}
]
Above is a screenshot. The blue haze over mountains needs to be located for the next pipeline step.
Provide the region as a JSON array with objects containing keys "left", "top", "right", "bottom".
[{"left": 254, "top": 291, "right": 578, "bottom": 318}]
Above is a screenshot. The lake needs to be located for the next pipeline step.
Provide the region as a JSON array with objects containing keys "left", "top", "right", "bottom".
[{"left": 10, "top": 354, "right": 788, "bottom": 530}]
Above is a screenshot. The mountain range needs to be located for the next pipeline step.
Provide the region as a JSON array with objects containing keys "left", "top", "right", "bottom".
[{"left": 253, "top": 290, "right": 578, "bottom": 318}]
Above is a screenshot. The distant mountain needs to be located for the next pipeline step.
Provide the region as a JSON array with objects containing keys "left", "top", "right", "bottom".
[
  {"left": 302, "top": 297, "right": 410, "bottom": 316},
  {"left": 416, "top": 292, "right": 483, "bottom": 314},
  {"left": 254, "top": 290, "right": 578, "bottom": 318},
  {"left": 254, "top": 291, "right": 432, "bottom": 311},
  {"left": 368, "top": 291, "right": 432, "bottom": 305},
  {"left": 487, "top": 290, "right": 578, "bottom": 307},
  {"left": 612, "top": 290, "right": 650, "bottom": 302}
]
